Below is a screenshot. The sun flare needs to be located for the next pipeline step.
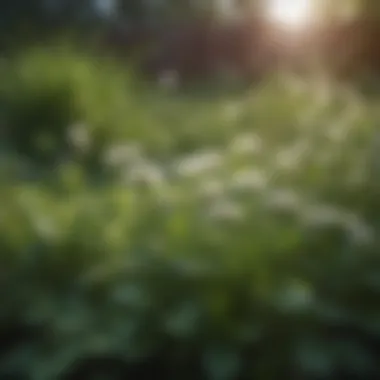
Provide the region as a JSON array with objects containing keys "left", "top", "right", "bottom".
[{"left": 266, "top": 0, "right": 315, "bottom": 29}]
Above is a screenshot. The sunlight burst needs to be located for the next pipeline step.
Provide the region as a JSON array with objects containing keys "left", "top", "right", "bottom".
[{"left": 266, "top": 0, "right": 315, "bottom": 29}]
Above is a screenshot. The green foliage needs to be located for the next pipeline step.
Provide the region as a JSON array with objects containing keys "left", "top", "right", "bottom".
[
  {"left": 0, "top": 46, "right": 380, "bottom": 379},
  {"left": 0, "top": 46, "right": 141, "bottom": 167}
]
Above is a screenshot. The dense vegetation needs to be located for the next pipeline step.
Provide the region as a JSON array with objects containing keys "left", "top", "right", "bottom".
[{"left": 0, "top": 46, "right": 379, "bottom": 379}]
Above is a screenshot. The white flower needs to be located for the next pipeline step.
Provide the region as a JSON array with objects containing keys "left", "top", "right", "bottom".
[
  {"left": 345, "top": 216, "right": 375, "bottom": 246},
  {"left": 302, "top": 204, "right": 344, "bottom": 227},
  {"left": 198, "top": 179, "right": 225, "bottom": 198},
  {"left": 275, "top": 141, "right": 309, "bottom": 170},
  {"left": 266, "top": 188, "right": 301, "bottom": 211},
  {"left": 34, "top": 216, "right": 59, "bottom": 241},
  {"left": 123, "top": 162, "right": 164, "bottom": 185},
  {"left": 103, "top": 143, "right": 142, "bottom": 167},
  {"left": 229, "top": 133, "right": 263, "bottom": 155},
  {"left": 230, "top": 168, "right": 268, "bottom": 191},
  {"left": 276, "top": 149, "right": 298, "bottom": 169},
  {"left": 177, "top": 151, "right": 223, "bottom": 177},
  {"left": 208, "top": 199, "right": 243, "bottom": 222},
  {"left": 303, "top": 204, "right": 374, "bottom": 245},
  {"left": 67, "top": 122, "right": 91, "bottom": 151},
  {"left": 276, "top": 280, "right": 314, "bottom": 312}
]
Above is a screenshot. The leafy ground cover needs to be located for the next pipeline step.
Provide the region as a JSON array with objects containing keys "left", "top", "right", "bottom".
[{"left": 0, "top": 46, "right": 379, "bottom": 379}]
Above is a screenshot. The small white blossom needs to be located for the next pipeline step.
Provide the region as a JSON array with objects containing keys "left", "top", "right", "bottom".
[
  {"left": 230, "top": 168, "right": 268, "bottom": 191},
  {"left": 276, "top": 280, "right": 314, "bottom": 312},
  {"left": 276, "top": 149, "right": 298, "bottom": 170},
  {"left": 198, "top": 179, "right": 225, "bottom": 198},
  {"left": 229, "top": 133, "right": 263, "bottom": 155},
  {"left": 266, "top": 188, "right": 301, "bottom": 211},
  {"left": 123, "top": 162, "right": 164, "bottom": 186},
  {"left": 103, "top": 143, "right": 142, "bottom": 167},
  {"left": 34, "top": 216, "right": 59, "bottom": 241},
  {"left": 67, "top": 122, "right": 91, "bottom": 151},
  {"left": 345, "top": 216, "right": 375, "bottom": 246},
  {"left": 302, "top": 204, "right": 345, "bottom": 227},
  {"left": 208, "top": 199, "right": 244, "bottom": 222},
  {"left": 177, "top": 151, "right": 223, "bottom": 177},
  {"left": 275, "top": 141, "right": 308, "bottom": 170}
]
